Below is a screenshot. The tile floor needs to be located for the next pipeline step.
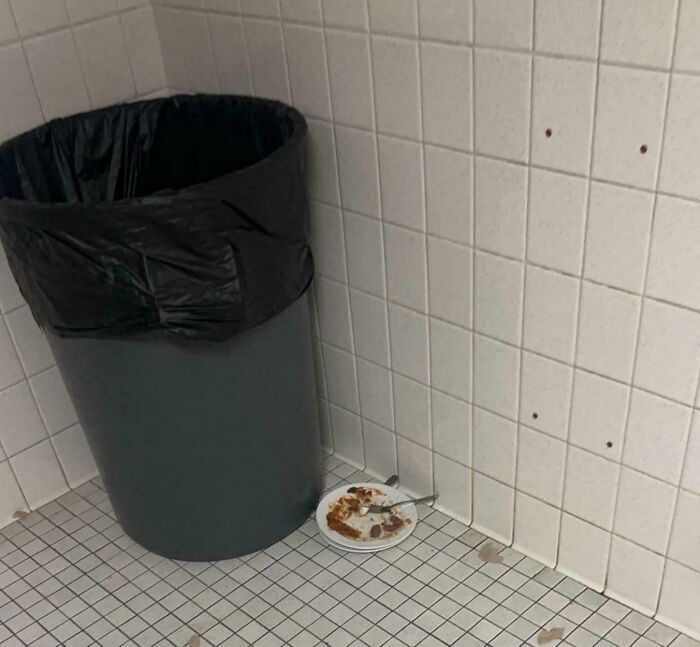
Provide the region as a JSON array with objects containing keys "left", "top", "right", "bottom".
[{"left": 0, "top": 455, "right": 698, "bottom": 647}]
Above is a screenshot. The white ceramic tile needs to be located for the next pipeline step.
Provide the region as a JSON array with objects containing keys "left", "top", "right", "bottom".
[
  {"left": 344, "top": 211, "right": 385, "bottom": 298},
  {"left": 155, "top": 7, "right": 218, "bottom": 94},
  {"left": 576, "top": 282, "right": 641, "bottom": 383},
  {"left": 389, "top": 304, "right": 429, "bottom": 384},
  {"left": 431, "top": 389, "right": 470, "bottom": 466},
  {"left": 657, "top": 561, "right": 700, "bottom": 640},
  {"left": 378, "top": 136, "right": 425, "bottom": 231},
  {"left": 350, "top": 289, "right": 390, "bottom": 367},
  {"left": 362, "top": 420, "right": 397, "bottom": 479},
  {"left": 584, "top": 182, "right": 654, "bottom": 293},
  {"left": 623, "top": 389, "right": 692, "bottom": 485},
  {"left": 614, "top": 467, "right": 675, "bottom": 553},
  {"left": 425, "top": 145, "right": 473, "bottom": 246},
  {"left": 634, "top": 299, "right": 700, "bottom": 405},
  {"left": 601, "top": 0, "right": 677, "bottom": 68},
  {"left": 517, "top": 425, "right": 566, "bottom": 506},
  {"left": 329, "top": 403, "right": 363, "bottom": 466},
  {"left": 428, "top": 237, "right": 471, "bottom": 329},
  {"left": 397, "top": 436, "right": 433, "bottom": 496},
  {"left": 65, "top": 0, "right": 115, "bottom": 22},
  {"left": 318, "top": 397, "right": 332, "bottom": 448},
  {"left": 307, "top": 119, "right": 340, "bottom": 205},
  {"left": 52, "top": 424, "right": 97, "bottom": 488},
  {"left": 0, "top": 43, "right": 43, "bottom": 142},
  {"left": 315, "top": 277, "right": 353, "bottom": 351},
  {"left": 473, "top": 335, "right": 520, "bottom": 420},
  {"left": 523, "top": 265, "right": 579, "bottom": 364},
  {"left": 322, "top": 343, "right": 359, "bottom": 413},
  {"left": 474, "top": 49, "right": 531, "bottom": 163},
  {"left": 393, "top": 373, "right": 430, "bottom": 447},
  {"left": 29, "top": 367, "right": 76, "bottom": 436},
  {"left": 535, "top": 0, "right": 601, "bottom": 59},
  {"left": 564, "top": 447, "right": 620, "bottom": 529},
  {"left": 606, "top": 536, "right": 664, "bottom": 616},
  {"left": 371, "top": 36, "right": 420, "bottom": 140},
  {"left": 668, "top": 490, "right": 700, "bottom": 572},
  {"left": 335, "top": 126, "right": 380, "bottom": 218},
  {"left": 10, "top": 440, "right": 67, "bottom": 509},
  {"left": 74, "top": 16, "right": 136, "bottom": 108},
  {"left": 558, "top": 513, "right": 610, "bottom": 591},
  {"left": 0, "top": 381, "right": 46, "bottom": 456},
  {"left": 649, "top": 200, "right": 700, "bottom": 320},
  {"left": 531, "top": 56, "right": 596, "bottom": 176},
  {"left": 430, "top": 318, "right": 472, "bottom": 402},
  {"left": 684, "top": 416, "right": 700, "bottom": 495},
  {"left": 421, "top": 43, "right": 472, "bottom": 151},
  {"left": 122, "top": 7, "right": 167, "bottom": 96},
  {"left": 280, "top": 0, "right": 321, "bottom": 24},
  {"left": 368, "top": 0, "right": 417, "bottom": 36},
  {"left": 24, "top": 29, "right": 91, "bottom": 121},
  {"left": 513, "top": 493, "right": 560, "bottom": 568},
  {"left": 519, "top": 352, "right": 572, "bottom": 440},
  {"left": 243, "top": 18, "right": 290, "bottom": 101},
  {"left": 5, "top": 306, "right": 53, "bottom": 377},
  {"left": 472, "top": 472, "right": 514, "bottom": 544},
  {"left": 10, "top": 0, "right": 69, "bottom": 37},
  {"left": 241, "top": 0, "right": 279, "bottom": 17},
  {"left": 284, "top": 24, "right": 331, "bottom": 120},
  {"left": 663, "top": 77, "right": 700, "bottom": 202},
  {"left": 474, "top": 0, "right": 532, "bottom": 49},
  {"left": 675, "top": 0, "right": 700, "bottom": 72},
  {"left": 357, "top": 358, "right": 394, "bottom": 431},
  {"left": 325, "top": 31, "right": 373, "bottom": 130},
  {"left": 527, "top": 169, "right": 587, "bottom": 276},
  {"left": 0, "top": 247, "right": 23, "bottom": 314},
  {"left": 0, "top": 0, "right": 17, "bottom": 45},
  {"left": 418, "top": 0, "right": 471, "bottom": 43},
  {"left": 0, "top": 317, "right": 23, "bottom": 391},
  {"left": 434, "top": 454, "right": 471, "bottom": 523},
  {"left": 313, "top": 341, "right": 327, "bottom": 400},
  {"left": 569, "top": 370, "right": 629, "bottom": 461},
  {"left": 322, "top": 0, "right": 367, "bottom": 30},
  {"left": 385, "top": 224, "right": 427, "bottom": 313},
  {"left": 474, "top": 251, "right": 523, "bottom": 345},
  {"left": 474, "top": 158, "right": 528, "bottom": 260},
  {"left": 310, "top": 202, "right": 346, "bottom": 283},
  {"left": 0, "top": 460, "right": 25, "bottom": 525},
  {"left": 473, "top": 407, "right": 516, "bottom": 486},
  {"left": 592, "top": 65, "right": 668, "bottom": 190}
]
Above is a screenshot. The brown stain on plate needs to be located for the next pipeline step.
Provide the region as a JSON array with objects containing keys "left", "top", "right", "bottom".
[
  {"left": 537, "top": 627, "right": 565, "bottom": 645},
  {"left": 478, "top": 542, "right": 504, "bottom": 564}
]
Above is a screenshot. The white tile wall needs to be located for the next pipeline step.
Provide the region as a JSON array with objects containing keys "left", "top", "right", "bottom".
[
  {"left": 0, "top": 0, "right": 165, "bottom": 526},
  {"left": 3, "top": 0, "right": 700, "bottom": 641}
]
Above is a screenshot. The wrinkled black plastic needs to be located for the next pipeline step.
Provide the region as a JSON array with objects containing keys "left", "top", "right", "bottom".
[{"left": 0, "top": 95, "right": 313, "bottom": 341}]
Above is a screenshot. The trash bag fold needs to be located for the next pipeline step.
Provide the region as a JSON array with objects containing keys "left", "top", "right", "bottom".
[{"left": 0, "top": 94, "right": 313, "bottom": 341}]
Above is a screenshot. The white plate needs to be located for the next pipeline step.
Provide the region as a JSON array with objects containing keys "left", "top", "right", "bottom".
[{"left": 316, "top": 482, "right": 417, "bottom": 550}]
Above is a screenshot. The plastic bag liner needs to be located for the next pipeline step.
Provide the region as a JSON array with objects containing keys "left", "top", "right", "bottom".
[{"left": 0, "top": 94, "right": 313, "bottom": 341}]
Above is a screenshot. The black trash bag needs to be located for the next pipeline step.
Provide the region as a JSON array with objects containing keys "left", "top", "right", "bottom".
[{"left": 0, "top": 94, "right": 313, "bottom": 341}]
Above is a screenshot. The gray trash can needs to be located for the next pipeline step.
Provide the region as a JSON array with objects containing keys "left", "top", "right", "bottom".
[{"left": 0, "top": 95, "right": 322, "bottom": 560}]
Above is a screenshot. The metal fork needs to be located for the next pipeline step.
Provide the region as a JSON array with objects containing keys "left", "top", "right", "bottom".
[{"left": 360, "top": 493, "right": 438, "bottom": 515}]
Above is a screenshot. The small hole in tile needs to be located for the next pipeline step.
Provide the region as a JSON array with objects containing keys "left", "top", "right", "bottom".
[
  {"left": 545, "top": 128, "right": 553, "bottom": 138},
  {"left": 532, "top": 412, "right": 539, "bottom": 419},
  {"left": 606, "top": 441, "right": 613, "bottom": 449},
  {"left": 640, "top": 144, "right": 648, "bottom": 154}
]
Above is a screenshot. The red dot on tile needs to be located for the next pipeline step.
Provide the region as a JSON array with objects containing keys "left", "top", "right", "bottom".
[
  {"left": 606, "top": 441, "right": 613, "bottom": 448},
  {"left": 545, "top": 128, "right": 553, "bottom": 138},
  {"left": 640, "top": 144, "right": 648, "bottom": 154},
  {"left": 532, "top": 412, "right": 539, "bottom": 419}
]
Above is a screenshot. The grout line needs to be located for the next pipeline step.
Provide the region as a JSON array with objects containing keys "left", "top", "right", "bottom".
[
  {"left": 469, "top": 0, "right": 477, "bottom": 531},
  {"left": 555, "top": 0, "right": 607, "bottom": 572}
]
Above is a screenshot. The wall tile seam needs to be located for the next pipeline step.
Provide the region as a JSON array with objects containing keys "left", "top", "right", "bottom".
[
  {"left": 319, "top": 360, "right": 700, "bottom": 498},
  {"left": 0, "top": 4, "right": 153, "bottom": 45}
]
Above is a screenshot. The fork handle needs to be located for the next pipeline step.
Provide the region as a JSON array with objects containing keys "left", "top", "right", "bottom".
[{"left": 390, "top": 494, "right": 438, "bottom": 508}]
